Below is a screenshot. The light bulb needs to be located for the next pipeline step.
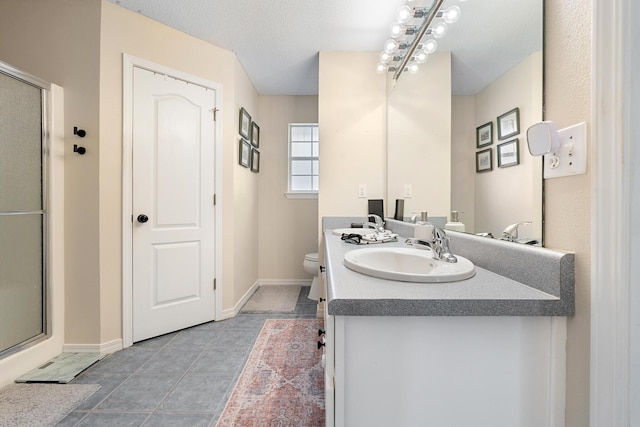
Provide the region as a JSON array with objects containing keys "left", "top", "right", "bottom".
[
  {"left": 443, "top": 5, "right": 461, "bottom": 24},
  {"left": 379, "top": 52, "right": 392, "bottom": 64},
  {"left": 397, "top": 6, "right": 412, "bottom": 24},
  {"left": 414, "top": 51, "right": 428, "bottom": 64},
  {"left": 407, "top": 63, "right": 419, "bottom": 74},
  {"left": 376, "top": 63, "right": 388, "bottom": 74},
  {"left": 432, "top": 21, "right": 448, "bottom": 38},
  {"left": 421, "top": 38, "right": 437, "bottom": 54},
  {"left": 383, "top": 38, "right": 399, "bottom": 54},
  {"left": 390, "top": 22, "right": 405, "bottom": 39}
]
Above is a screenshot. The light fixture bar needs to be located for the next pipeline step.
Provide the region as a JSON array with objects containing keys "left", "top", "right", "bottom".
[{"left": 392, "top": 0, "right": 446, "bottom": 81}]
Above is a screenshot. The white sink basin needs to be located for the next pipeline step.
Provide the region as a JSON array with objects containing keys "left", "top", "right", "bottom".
[
  {"left": 343, "top": 247, "right": 475, "bottom": 283},
  {"left": 332, "top": 228, "right": 376, "bottom": 237}
]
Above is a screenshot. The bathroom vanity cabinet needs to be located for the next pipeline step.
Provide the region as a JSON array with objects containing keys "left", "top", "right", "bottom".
[
  {"left": 324, "top": 313, "right": 565, "bottom": 427},
  {"left": 320, "top": 218, "right": 574, "bottom": 427}
]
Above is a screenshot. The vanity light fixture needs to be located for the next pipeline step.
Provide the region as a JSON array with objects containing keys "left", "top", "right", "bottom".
[
  {"left": 376, "top": 0, "right": 463, "bottom": 80},
  {"left": 438, "top": 5, "right": 461, "bottom": 24}
]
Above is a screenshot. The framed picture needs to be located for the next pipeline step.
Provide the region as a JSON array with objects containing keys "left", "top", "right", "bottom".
[
  {"left": 476, "top": 122, "right": 493, "bottom": 148},
  {"left": 497, "top": 107, "right": 520, "bottom": 140},
  {"left": 239, "top": 138, "right": 251, "bottom": 168},
  {"left": 476, "top": 148, "right": 493, "bottom": 173},
  {"left": 250, "top": 148, "right": 260, "bottom": 173},
  {"left": 251, "top": 122, "right": 260, "bottom": 148},
  {"left": 239, "top": 107, "right": 251, "bottom": 140},
  {"left": 497, "top": 138, "right": 520, "bottom": 168}
]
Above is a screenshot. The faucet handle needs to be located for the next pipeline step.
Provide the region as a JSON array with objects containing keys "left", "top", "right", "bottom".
[
  {"left": 366, "top": 214, "right": 385, "bottom": 231},
  {"left": 432, "top": 224, "right": 447, "bottom": 241}
]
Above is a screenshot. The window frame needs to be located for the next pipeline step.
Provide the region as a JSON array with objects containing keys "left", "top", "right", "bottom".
[{"left": 286, "top": 123, "right": 319, "bottom": 199}]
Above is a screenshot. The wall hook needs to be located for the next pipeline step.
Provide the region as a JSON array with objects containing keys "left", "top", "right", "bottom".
[
  {"left": 73, "top": 144, "right": 86, "bottom": 155},
  {"left": 73, "top": 126, "right": 86, "bottom": 138}
]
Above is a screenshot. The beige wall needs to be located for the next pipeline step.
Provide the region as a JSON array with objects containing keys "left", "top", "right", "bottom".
[
  {"left": 387, "top": 52, "right": 451, "bottom": 218},
  {"left": 473, "top": 51, "right": 543, "bottom": 238},
  {"left": 451, "top": 96, "right": 476, "bottom": 231},
  {"left": 258, "top": 96, "right": 319, "bottom": 279},
  {"left": 545, "top": 1, "right": 592, "bottom": 425},
  {"left": 318, "top": 51, "right": 387, "bottom": 223},
  {"left": 0, "top": 0, "right": 102, "bottom": 345},
  {"left": 231, "top": 60, "right": 260, "bottom": 306}
]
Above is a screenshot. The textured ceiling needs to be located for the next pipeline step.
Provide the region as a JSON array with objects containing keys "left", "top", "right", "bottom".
[{"left": 108, "top": 0, "right": 541, "bottom": 96}]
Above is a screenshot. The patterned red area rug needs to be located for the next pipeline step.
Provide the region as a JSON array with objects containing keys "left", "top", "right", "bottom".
[{"left": 217, "top": 319, "right": 325, "bottom": 427}]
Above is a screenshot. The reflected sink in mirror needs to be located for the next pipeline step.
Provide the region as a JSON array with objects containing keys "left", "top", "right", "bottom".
[
  {"left": 344, "top": 247, "right": 475, "bottom": 283},
  {"left": 332, "top": 228, "right": 376, "bottom": 237}
]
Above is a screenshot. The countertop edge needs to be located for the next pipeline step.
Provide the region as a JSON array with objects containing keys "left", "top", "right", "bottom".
[{"left": 323, "top": 217, "right": 575, "bottom": 317}]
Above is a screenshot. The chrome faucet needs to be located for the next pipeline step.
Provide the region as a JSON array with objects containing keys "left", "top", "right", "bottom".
[
  {"left": 364, "top": 214, "right": 385, "bottom": 232},
  {"left": 501, "top": 221, "right": 532, "bottom": 242},
  {"left": 406, "top": 223, "right": 458, "bottom": 263}
]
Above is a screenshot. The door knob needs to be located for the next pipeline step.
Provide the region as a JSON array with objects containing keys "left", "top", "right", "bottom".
[{"left": 137, "top": 214, "right": 149, "bottom": 223}]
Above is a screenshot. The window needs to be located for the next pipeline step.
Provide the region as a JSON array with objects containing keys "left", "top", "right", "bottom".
[{"left": 287, "top": 123, "right": 319, "bottom": 197}]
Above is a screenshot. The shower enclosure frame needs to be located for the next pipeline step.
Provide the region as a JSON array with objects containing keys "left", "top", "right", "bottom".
[{"left": 0, "top": 61, "right": 51, "bottom": 360}]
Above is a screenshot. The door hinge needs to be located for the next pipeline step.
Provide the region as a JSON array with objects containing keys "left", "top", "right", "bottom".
[
  {"left": 213, "top": 194, "right": 217, "bottom": 205},
  {"left": 210, "top": 108, "right": 219, "bottom": 121},
  {"left": 213, "top": 278, "right": 217, "bottom": 290}
]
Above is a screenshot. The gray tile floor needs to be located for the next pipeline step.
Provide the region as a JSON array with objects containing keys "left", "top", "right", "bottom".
[{"left": 57, "top": 286, "right": 318, "bottom": 427}]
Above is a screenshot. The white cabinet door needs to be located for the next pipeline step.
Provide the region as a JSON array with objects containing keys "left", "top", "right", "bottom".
[{"left": 333, "top": 315, "right": 566, "bottom": 427}]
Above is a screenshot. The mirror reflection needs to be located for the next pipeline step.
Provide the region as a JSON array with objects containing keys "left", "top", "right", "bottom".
[{"left": 386, "top": 0, "right": 543, "bottom": 244}]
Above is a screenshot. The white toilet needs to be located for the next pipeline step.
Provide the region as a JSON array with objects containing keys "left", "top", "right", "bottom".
[{"left": 303, "top": 252, "right": 319, "bottom": 301}]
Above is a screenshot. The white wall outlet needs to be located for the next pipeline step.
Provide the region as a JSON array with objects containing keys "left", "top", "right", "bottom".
[
  {"left": 544, "top": 121, "right": 587, "bottom": 179},
  {"left": 404, "top": 184, "right": 413, "bottom": 198},
  {"left": 358, "top": 184, "right": 367, "bottom": 198}
]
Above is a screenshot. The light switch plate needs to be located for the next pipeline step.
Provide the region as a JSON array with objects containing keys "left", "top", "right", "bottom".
[
  {"left": 358, "top": 184, "right": 367, "bottom": 198},
  {"left": 404, "top": 184, "right": 412, "bottom": 198},
  {"left": 543, "top": 121, "right": 587, "bottom": 179}
]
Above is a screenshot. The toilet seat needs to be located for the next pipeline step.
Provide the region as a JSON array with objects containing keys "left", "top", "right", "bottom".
[{"left": 304, "top": 252, "right": 318, "bottom": 263}]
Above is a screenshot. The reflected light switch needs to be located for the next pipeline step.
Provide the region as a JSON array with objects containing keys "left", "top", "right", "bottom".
[{"left": 358, "top": 184, "right": 367, "bottom": 198}]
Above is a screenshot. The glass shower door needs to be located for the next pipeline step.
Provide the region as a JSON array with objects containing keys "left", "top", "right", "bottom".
[{"left": 0, "top": 69, "right": 46, "bottom": 357}]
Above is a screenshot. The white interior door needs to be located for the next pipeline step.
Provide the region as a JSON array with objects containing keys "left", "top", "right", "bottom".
[{"left": 132, "top": 67, "right": 217, "bottom": 342}]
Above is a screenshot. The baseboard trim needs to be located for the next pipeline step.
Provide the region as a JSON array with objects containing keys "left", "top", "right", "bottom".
[
  {"left": 223, "top": 281, "right": 260, "bottom": 319},
  {"left": 257, "top": 279, "right": 312, "bottom": 287},
  {"left": 63, "top": 339, "right": 123, "bottom": 355}
]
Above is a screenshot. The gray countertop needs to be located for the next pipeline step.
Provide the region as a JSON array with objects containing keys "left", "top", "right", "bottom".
[{"left": 323, "top": 217, "right": 575, "bottom": 317}]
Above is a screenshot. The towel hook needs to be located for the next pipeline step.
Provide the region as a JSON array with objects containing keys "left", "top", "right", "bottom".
[{"left": 73, "top": 126, "right": 86, "bottom": 155}]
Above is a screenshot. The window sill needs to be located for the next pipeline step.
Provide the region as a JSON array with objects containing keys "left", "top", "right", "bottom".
[{"left": 285, "top": 192, "right": 318, "bottom": 200}]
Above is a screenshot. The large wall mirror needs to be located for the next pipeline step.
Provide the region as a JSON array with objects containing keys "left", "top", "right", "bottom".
[{"left": 386, "top": 0, "right": 543, "bottom": 244}]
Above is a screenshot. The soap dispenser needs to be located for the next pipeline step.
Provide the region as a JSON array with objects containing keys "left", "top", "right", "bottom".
[{"left": 445, "top": 211, "right": 465, "bottom": 232}]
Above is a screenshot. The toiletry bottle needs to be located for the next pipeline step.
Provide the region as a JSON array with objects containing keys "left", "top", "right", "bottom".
[
  {"left": 445, "top": 211, "right": 465, "bottom": 232},
  {"left": 416, "top": 211, "right": 428, "bottom": 225}
]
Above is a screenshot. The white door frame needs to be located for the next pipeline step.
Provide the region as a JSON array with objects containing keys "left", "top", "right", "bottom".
[
  {"left": 122, "top": 54, "right": 224, "bottom": 348},
  {"left": 591, "top": 0, "right": 639, "bottom": 424}
]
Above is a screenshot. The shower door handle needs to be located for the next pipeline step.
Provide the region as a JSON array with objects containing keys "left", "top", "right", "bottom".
[{"left": 137, "top": 214, "right": 149, "bottom": 223}]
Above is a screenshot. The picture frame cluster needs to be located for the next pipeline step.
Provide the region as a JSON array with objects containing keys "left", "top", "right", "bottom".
[
  {"left": 474, "top": 107, "right": 521, "bottom": 173},
  {"left": 238, "top": 107, "right": 260, "bottom": 173}
]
